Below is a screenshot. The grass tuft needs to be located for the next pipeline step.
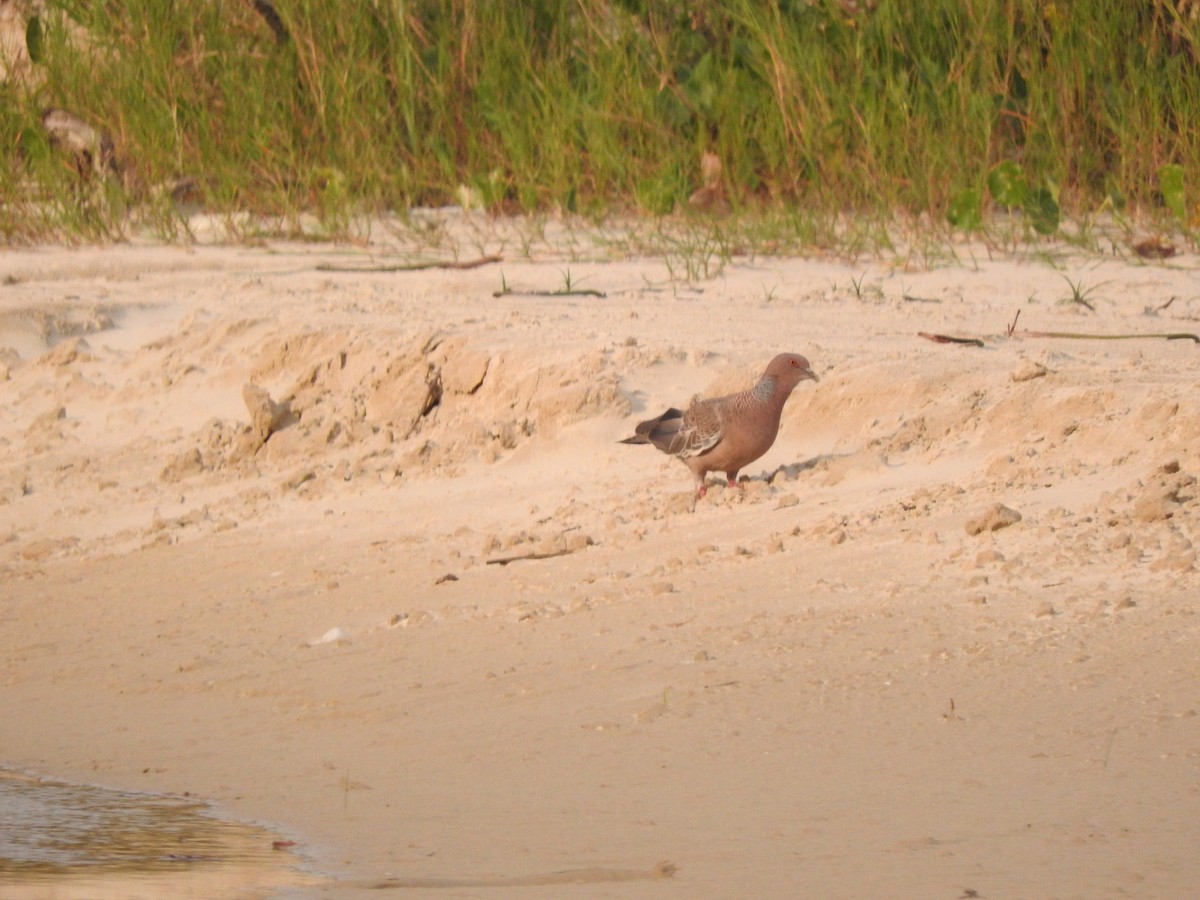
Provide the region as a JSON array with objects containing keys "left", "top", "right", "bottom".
[{"left": 1, "top": 1, "right": 1199, "bottom": 245}]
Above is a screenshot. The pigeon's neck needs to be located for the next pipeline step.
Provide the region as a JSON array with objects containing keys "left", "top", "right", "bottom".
[{"left": 750, "top": 375, "right": 777, "bottom": 404}]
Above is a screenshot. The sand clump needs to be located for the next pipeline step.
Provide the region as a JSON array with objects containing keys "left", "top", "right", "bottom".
[{"left": 964, "top": 502, "right": 1023, "bottom": 535}]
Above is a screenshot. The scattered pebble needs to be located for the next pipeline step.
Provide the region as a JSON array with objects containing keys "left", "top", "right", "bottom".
[
  {"left": 1010, "top": 359, "right": 1048, "bottom": 382},
  {"left": 965, "top": 504, "right": 1022, "bottom": 536},
  {"left": 309, "top": 627, "right": 350, "bottom": 647}
]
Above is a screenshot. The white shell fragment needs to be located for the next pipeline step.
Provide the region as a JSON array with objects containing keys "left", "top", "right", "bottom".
[{"left": 309, "top": 627, "right": 350, "bottom": 647}]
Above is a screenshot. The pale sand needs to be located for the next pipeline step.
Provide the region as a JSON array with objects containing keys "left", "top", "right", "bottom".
[{"left": 2, "top": 221, "right": 1199, "bottom": 898}]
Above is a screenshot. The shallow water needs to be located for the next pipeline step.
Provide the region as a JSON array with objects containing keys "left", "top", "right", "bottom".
[{"left": 0, "top": 769, "right": 315, "bottom": 899}]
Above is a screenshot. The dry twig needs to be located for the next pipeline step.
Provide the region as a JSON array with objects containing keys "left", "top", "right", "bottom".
[
  {"left": 317, "top": 255, "right": 502, "bottom": 273},
  {"left": 1013, "top": 329, "right": 1199, "bottom": 343},
  {"left": 493, "top": 288, "right": 607, "bottom": 298},
  {"left": 918, "top": 331, "right": 986, "bottom": 347},
  {"left": 486, "top": 548, "right": 578, "bottom": 566}
]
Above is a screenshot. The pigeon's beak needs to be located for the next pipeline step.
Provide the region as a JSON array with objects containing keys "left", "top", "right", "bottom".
[{"left": 803, "top": 367, "right": 819, "bottom": 383}]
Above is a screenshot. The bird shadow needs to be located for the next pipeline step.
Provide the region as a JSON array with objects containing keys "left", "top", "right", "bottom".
[
  {"left": 622, "top": 388, "right": 702, "bottom": 418},
  {"left": 763, "top": 452, "right": 852, "bottom": 485},
  {"left": 622, "top": 389, "right": 651, "bottom": 416}
]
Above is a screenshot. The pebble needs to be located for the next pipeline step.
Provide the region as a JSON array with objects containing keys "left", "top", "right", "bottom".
[
  {"left": 965, "top": 503, "right": 1022, "bottom": 536},
  {"left": 1011, "top": 359, "right": 1048, "bottom": 382},
  {"left": 309, "top": 627, "right": 350, "bottom": 646}
]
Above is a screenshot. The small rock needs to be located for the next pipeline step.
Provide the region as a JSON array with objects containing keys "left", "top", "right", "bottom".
[
  {"left": 30, "top": 406, "right": 66, "bottom": 429},
  {"left": 281, "top": 468, "right": 316, "bottom": 490},
  {"left": 309, "top": 627, "right": 350, "bottom": 647},
  {"left": 1133, "top": 492, "right": 1177, "bottom": 522},
  {"left": 1104, "top": 531, "right": 1131, "bottom": 551},
  {"left": 243, "top": 383, "right": 291, "bottom": 447},
  {"left": 965, "top": 504, "right": 1023, "bottom": 536},
  {"left": 1011, "top": 359, "right": 1048, "bottom": 383},
  {"left": 564, "top": 532, "right": 593, "bottom": 553},
  {"left": 160, "top": 447, "right": 205, "bottom": 483}
]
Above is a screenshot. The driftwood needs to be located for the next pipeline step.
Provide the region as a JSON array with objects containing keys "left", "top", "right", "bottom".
[
  {"left": 317, "top": 255, "right": 502, "bottom": 273},
  {"left": 492, "top": 288, "right": 607, "bottom": 298},
  {"left": 1014, "top": 330, "right": 1199, "bottom": 343},
  {"left": 919, "top": 308, "right": 1199, "bottom": 348},
  {"left": 917, "top": 331, "right": 986, "bottom": 347},
  {"left": 486, "top": 548, "right": 577, "bottom": 566}
]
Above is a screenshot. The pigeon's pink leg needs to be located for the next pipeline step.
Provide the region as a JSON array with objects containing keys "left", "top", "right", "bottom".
[{"left": 727, "top": 474, "right": 743, "bottom": 489}]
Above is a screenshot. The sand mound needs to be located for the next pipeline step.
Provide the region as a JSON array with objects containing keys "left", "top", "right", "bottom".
[{"left": 1, "top": 305, "right": 631, "bottom": 564}]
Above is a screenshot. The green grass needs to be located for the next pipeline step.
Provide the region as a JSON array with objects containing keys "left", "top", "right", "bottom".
[{"left": 2, "top": 1, "right": 1200, "bottom": 246}]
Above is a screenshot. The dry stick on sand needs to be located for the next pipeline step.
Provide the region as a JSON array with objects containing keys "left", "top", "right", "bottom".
[
  {"left": 917, "top": 331, "right": 986, "bottom": 347},
  {"left": 1007, "top": 309, "right": 1022, "bottom": 338},
  {"left": 316, "top": 255, "right": 502, "bottom": 273},
  {"left": 1008, "top": 308, "right": 1199, "bottom": 342},
  {"left": 486, "top": 548, "right": 578, "bottom": 566},
  {"left": 920, "top": 308, "right": 1200, "bottom": 347},
  {"left": 493, "top": 287, "right": 607, "bottom": 298},
  {"left": 1014, "top": 329, "right": 1200, "bottom": 343}
]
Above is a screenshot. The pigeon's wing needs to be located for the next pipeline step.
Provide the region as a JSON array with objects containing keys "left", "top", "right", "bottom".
[
  {"left": 620, "top": 402, "right": 723, "bottom": 457},
  {"left": 674, "top": 398, "right": 725, "bottom": 457}
]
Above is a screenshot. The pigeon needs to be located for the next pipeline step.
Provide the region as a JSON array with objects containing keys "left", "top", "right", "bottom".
[{"left": 620, "top": 353, "right": 818, "bottom": 497}]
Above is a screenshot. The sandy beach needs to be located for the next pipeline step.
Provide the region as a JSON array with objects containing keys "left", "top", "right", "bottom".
[{"left": 2, "top": 219, "right": 1199, "bottom": 898}]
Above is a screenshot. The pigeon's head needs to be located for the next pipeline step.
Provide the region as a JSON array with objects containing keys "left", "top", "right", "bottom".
[{"left": 766, "top": 352, "right": 819, "bottom": 390}]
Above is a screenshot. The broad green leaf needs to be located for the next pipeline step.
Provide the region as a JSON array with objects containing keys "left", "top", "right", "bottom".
[
  {"left": 1027, "top": 186, "right": 1060, "bottom": 235},
  {"left": 946, "top": 188, "right": 982, "bottom": 231},
  {"left": 987, "top": 160, "right": 1027, "bottom": 208},
  {"left": 1158, "top": 163, "right": 1186, "bottom": 222},
  {"left": 25, "top": 16, "right": 42, "bottom": 64}
]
